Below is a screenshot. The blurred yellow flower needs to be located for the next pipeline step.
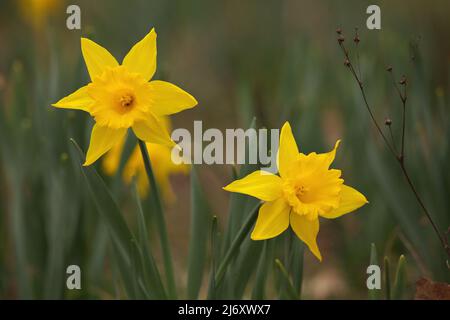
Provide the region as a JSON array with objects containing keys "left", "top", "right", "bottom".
[
  {"left": 223, "top": 122, "right": 368, "bottom": 261},
  {"left": 19, "top": 0, "right": 61, "bottom": 30},
  {"left": 53, "top": 28, "right": 197, "bottom": 165},
  {"left": 102, "top": 118, "right": 189, "bottom": 202}
]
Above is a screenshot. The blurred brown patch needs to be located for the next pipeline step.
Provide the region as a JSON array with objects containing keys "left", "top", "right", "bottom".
[{"left": 415, "top": 278, "right": 450, "bottom": 300}]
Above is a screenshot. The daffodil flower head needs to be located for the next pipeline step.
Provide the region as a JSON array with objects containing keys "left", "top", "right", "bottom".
[
  {"left": 53, "top": 28, "right": 197, "bottom": 166},
  {"left": 223, "top": 121, "right": 368, "bottom": 261}
]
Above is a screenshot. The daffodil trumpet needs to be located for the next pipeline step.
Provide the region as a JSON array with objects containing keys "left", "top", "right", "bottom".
[{"left": 223, "top": 121, "right": 368, "bottom": 261}]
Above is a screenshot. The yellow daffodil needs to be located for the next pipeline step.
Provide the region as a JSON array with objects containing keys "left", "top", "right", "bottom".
[
  {"left": 102, "top": 118, "right": 189, "bottom": 202},
  {"left": 223, "top": 122, "right": 368, "bottom": 261},
  {"left": 52, "top": 28, "right": 197, "bottom": 165}
]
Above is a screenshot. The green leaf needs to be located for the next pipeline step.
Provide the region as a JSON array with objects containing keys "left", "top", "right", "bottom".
[
  {"left": 132, "top": 183, "right": 167, "bottom": 299},
  {"left": 384, "top": 256, "right": 391, "bottom": 300},
  {"left": 130, "top": 239, "right": 140, "bottom": 298},
  {"left": 251, "top": 241, "right": 269, "bottom": 299},
  {"left": 207, "top": 216, "right": 219, "bottom": 299},
  {"left": 70, "top": 139, "right": 135, "bottom": 297},
  {"left": 109, "top": 239, "right": 135, "bottom": 298},
  {"left": 137, "top": 139, "right": 176, "bottom": 298},
  {"left": 289, "top": 236, "right": 305, "bottom": 298},
  {"left": 215, "top": 202, "right": 260, "bottom": 288},
  {"left": 187, "top": 166, "right": 211, "bottom": 299},
  {"left": 274, "top": 259, "right": 299, "bottom": 300},
  {"left": 230, "top": 237, "right": 264, "bottom": 298},
  {"left": 8, "top": 171, "right": 32, "bottom": 299},
  {"left": 392, "top": 255, "right": 407, "bottom": 300}
]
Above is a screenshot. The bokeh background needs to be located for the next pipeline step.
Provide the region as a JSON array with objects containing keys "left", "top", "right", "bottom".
[{"left": 0, "top": 0, "right": 449, "bottom": 299}]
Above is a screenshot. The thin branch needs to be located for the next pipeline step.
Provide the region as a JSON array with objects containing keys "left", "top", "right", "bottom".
[
  {"left": 399, "top": 162, "right": 450, "bottom": 258},
  {"left": 388, "top": 70, "right": 404, "bottom": 101},
  {"left": 400, "top": 79, "right": 407, "bottom": 160},
  {"left": 337, "top": 30, "right": 450, "bottom": 262},
  {"left": 339, "top": 41, "right": 397, "bottom": 158},
  {"left": 386, "top": 120, "right": 398, "bottom": 154},
  {"left": 354, "top": 28, "right": 362, "bottom": 80}
]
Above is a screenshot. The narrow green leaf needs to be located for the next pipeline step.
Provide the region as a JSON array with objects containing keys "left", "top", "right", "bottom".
[
  {"left": 71, "top": 140, "right": 133, "bottom": 256},
  {"left": 9, "top": 175, "right": 32, "bottom": 299},
  {"left": 368, "top": 243, "right": 381, "bottom": 300},
  {"left": 70, "top": 139, "right": 135, "bottom": 297},
  {"left": 230, "top": 238, "right": 264, "bottom": 298},
  {"left": 187, "top": 166, "right": 211, "bottom": 299},
  {"left": 277, "top": 233, "right": 293, "bottom": 300},
  {"left": 392, "top": 255, "right": 407, "bottom": 300},
  {"left": 236, "top": 80, "right": 255, "bottom": 128},
  {"left": 207, "top": 216, "right": 219, "bottom": 299},
  {"left": 87, "top": 223, "right": 109, "bottom": 286},
  {"left": 137, "top": 139, "right": 176, "bottom": 298},
  {"left": 130, "top": 239, "right": 140, "bottom": 298},
  {"left": 132, "top": 183, "right": 167, "bottom": 299},
  {"left": 251, "top": 241, "right": 269, "bottom": 299},
  {"left": 215, "top": 202, "right": 260, "bottom": 288},
  {"left": 274, "top": 259, "right": 299, "bottom": 300},
  {"left": 290, "top": 236, "right": 305, "bottom": 298},
  {"left": 384, "top": 256, "right": 391, "bottom": 300},
  {"left": 109, "top": 240, "right": 136, "bottom": 299}
]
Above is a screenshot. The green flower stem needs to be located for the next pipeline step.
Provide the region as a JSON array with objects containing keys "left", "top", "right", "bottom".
[
  {"left": 275, "top": 259, "right": 299, "bottom": 300},
  {"left": 215, "top": 202, "right": 260, "bottom": 288},
  {"left": 138, "top": 139, "right": 176, "bottom": 299}
]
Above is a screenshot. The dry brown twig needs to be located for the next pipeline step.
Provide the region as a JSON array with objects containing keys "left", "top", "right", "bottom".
[{"left": 336, "top": 28, "right": 450, "bottom": 265}]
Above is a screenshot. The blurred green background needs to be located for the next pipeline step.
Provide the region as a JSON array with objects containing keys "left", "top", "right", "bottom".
[{"left": 0, "top": 0, "right": 449, "bottom": 299}]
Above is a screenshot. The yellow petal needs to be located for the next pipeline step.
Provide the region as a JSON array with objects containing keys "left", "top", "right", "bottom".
[
  {"left": 223, "top": 170, "right": 282, "bottom": 202},
  {"left": 122, "top": 28, "right": 157, "bottom": 81},
  {"left": 84, "top": 124, "right": 126, "bottom": 166},
  {"left": 81, "top": 38, "right": 119, "bottom": 80},
  {"left": 278, "top": 122, "right": 299, "bottom": 178},
  {"left": 148, "top": 80, "right": 198, "bottom": 116},
  {"left": 132, "top": 113, "right": 175, "bottom": 147},
  {"left": 251, "top": 198, "right": 290, "bottom": 240},
  {"left": 52, "top": 86, "right": 93, "bottom": 112},
  {"left": 317, "top": 140, "right": 341, "bottom": 168},
  {"left": 321, "top": 185, "right": 368, "bottom": 219},
  {"left": 290, "top": 214, "right": 322, "bottom": 261}
]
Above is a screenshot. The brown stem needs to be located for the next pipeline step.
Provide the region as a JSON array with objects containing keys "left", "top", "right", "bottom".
[
  {"left": 338, "top": 38, "right": 450, "bottom": 262},
  {"left": 400, "top": 83, "right": 407, "bottom": 161},
  {"left": 388, "top": 125, "right": 398, "bottom": 154},
  {"left": 339, "top": 42, "right": 397, "bottom": 158},
  {"left": 399, "top": 162, "right": 450, "bottom": 258}
]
